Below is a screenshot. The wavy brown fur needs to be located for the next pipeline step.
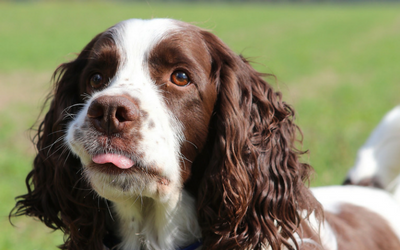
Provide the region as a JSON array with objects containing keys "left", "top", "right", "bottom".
[
  {"left": 193, "top": 31, "right": 322, "bottom": 250},
  {"left": 10, "top": 34, "right": 110, "bottom": 250}
]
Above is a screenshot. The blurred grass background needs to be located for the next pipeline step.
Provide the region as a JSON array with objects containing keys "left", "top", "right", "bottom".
[{"left": 1, "top": 2, "right": 399, "bottom": 249}]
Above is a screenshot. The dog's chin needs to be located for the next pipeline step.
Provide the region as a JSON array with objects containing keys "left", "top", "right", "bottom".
[{"left": 84, "top": 163, "right": 173, "bottom": 202}]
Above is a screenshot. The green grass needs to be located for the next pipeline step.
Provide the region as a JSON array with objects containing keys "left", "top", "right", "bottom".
[{"left": 1, "top": 2, "right": 400, "bottom": 249}]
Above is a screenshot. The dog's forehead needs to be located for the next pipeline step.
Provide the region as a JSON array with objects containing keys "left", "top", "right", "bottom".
[{"left": 110, "top": 19, "right": 180, "bottom": 64}]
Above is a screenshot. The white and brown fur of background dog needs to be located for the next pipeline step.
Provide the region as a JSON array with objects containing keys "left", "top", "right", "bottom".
[{"left": 344, "top": 106, "right": 400, "bottom": 201}]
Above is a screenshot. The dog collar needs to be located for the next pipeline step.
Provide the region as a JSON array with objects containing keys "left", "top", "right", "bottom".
[{"left": 178, "top": 240, "right": 202, "bottom": 250}]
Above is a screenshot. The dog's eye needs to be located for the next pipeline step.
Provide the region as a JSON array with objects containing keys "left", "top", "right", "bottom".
[
  {"left": 171, "top": 71, "right": 190, "bottom": 86},
  {"left": 90, "top": 73, "right": 104, "bottom": 89}
]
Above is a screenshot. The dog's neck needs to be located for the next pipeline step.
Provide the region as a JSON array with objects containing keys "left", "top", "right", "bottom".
[{"left": 112, "top": 190, "right": 202, "bottom": 250}]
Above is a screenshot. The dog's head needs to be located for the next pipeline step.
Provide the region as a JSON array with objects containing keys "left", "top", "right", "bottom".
[{"left": 65, "top": 19, "right": 218, "bottom": 203}]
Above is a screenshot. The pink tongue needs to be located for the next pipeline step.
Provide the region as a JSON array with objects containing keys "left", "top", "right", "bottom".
[{"left": 92, "top": 154, "right": 134, "bottom": 169}]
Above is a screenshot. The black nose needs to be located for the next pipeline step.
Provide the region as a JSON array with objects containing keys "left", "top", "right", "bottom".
[{"left": 87, "top": 95, "right": 139, "bottom": 135}]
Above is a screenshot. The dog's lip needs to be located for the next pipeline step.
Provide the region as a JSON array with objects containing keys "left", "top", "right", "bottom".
[
  {"left": 92, "top": 154, "right": 134, "bottom": 169},
  {"left": 88, "top": 155, "right": 171, "bottom": 186}
]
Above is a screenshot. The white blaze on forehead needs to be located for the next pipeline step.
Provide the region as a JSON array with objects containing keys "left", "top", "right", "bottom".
[
  {"left": 111, "top": 18, "right": 178, "bottom": 70},
  {"left": 108, "top": 19, "right": 184, "bottom": 186}
]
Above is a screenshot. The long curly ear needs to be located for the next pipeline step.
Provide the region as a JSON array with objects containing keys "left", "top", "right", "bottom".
[
  {"left": 196, "top": 31, "right": 322, "bottom": 250},
  {"left": 10, "top": 34, "right": 109, "bottom": 249}
]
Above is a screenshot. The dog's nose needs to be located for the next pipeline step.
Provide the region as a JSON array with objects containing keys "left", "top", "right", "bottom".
[{"left": 87, "top": 95, "right": 139, "bottom": 135}]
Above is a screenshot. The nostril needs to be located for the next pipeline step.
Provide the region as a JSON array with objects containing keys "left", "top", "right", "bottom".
[
  {"left": 87, "top": 101, "right": 105, "bottom": 120},
  {"left": 115, "top": 106, "right": 137, "bottom": 123},
  {"left": 116, "top": 108, "right": 127, "bottom": 123},
  {"left": 87, "top": 99, "right": 108, "bottom": 133}
]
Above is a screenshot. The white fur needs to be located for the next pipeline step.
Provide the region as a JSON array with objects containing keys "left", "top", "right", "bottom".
[
  {"left": 346, "top": 105, "right": 400, "bottom": 196},
  {"left": 66, "top": 19, "right": 201, "bottom": 250},
  {"left": 291, "top": 211, "right": 338, "bottom": 250},
  {"left": 109, "top": 19, "right": 184, "bottom": 200},
  {"left": 114, "top": 190, "right": 201, "bottom": 250}
]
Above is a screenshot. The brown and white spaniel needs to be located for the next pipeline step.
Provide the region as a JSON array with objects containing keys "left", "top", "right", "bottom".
[{"left": 11, "top": 19, "right": 400, "bottom": 250}]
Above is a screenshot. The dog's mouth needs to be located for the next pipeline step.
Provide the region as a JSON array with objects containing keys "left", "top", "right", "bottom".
[
  {"left": 87, "top": 153, "right": 171, "bottom": 186},
  {"left": 93, "top": 153, "right": 135, "bottom": 169}
]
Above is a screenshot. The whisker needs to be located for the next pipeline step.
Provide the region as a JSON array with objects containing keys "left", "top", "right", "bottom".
[
  {"left": 62, "top": 103, "right": 85, "bottom": 115},
  {"left": 41, "top": 134, "right": 66, "bottom": 152},
  {"left": 46, "top": 129, "right": 67, "bottom": 137},
  {"left": 179, "top": 153, "right": 193, "bottom": 164},
  {"left": 184, "top": 140, "right": 198, "bottom": 150},
  {"left": 81, "top": 93, "right": 92, "bottom": 101},
  {"left": 105, "top": 199, "right": 115, "bottom": 222},
  {"left": 63, "top": 149, "right": 72, "bottom": 166},
  {"left": 44, "top": 137, "right": 68, "bottom": 160},
  {"left": 72, "top": 176, "right": 87, "bottom": 191},
  {"left": 61, "top": 103, "right": 86, "bottom": 120}
]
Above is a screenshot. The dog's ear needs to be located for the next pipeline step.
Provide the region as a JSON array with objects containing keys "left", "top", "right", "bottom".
[
  {"left": 195, "top": 30, "right": 322, "bottom": 250},
  {"left": 10, "top": 33, "right": 109, "bottom": 250}
]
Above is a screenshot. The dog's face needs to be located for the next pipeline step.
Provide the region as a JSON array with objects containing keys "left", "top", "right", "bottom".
[{"left": 66, "top": 19, "right": 217, "bottom": 202}]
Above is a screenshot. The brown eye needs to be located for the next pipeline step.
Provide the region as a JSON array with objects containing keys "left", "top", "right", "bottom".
[
  {"left": 171, "top": 71, "right": 190, "bottom": 86},
  {"left": 90, "top": 73, "right": 104, "bottom": 89}
]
